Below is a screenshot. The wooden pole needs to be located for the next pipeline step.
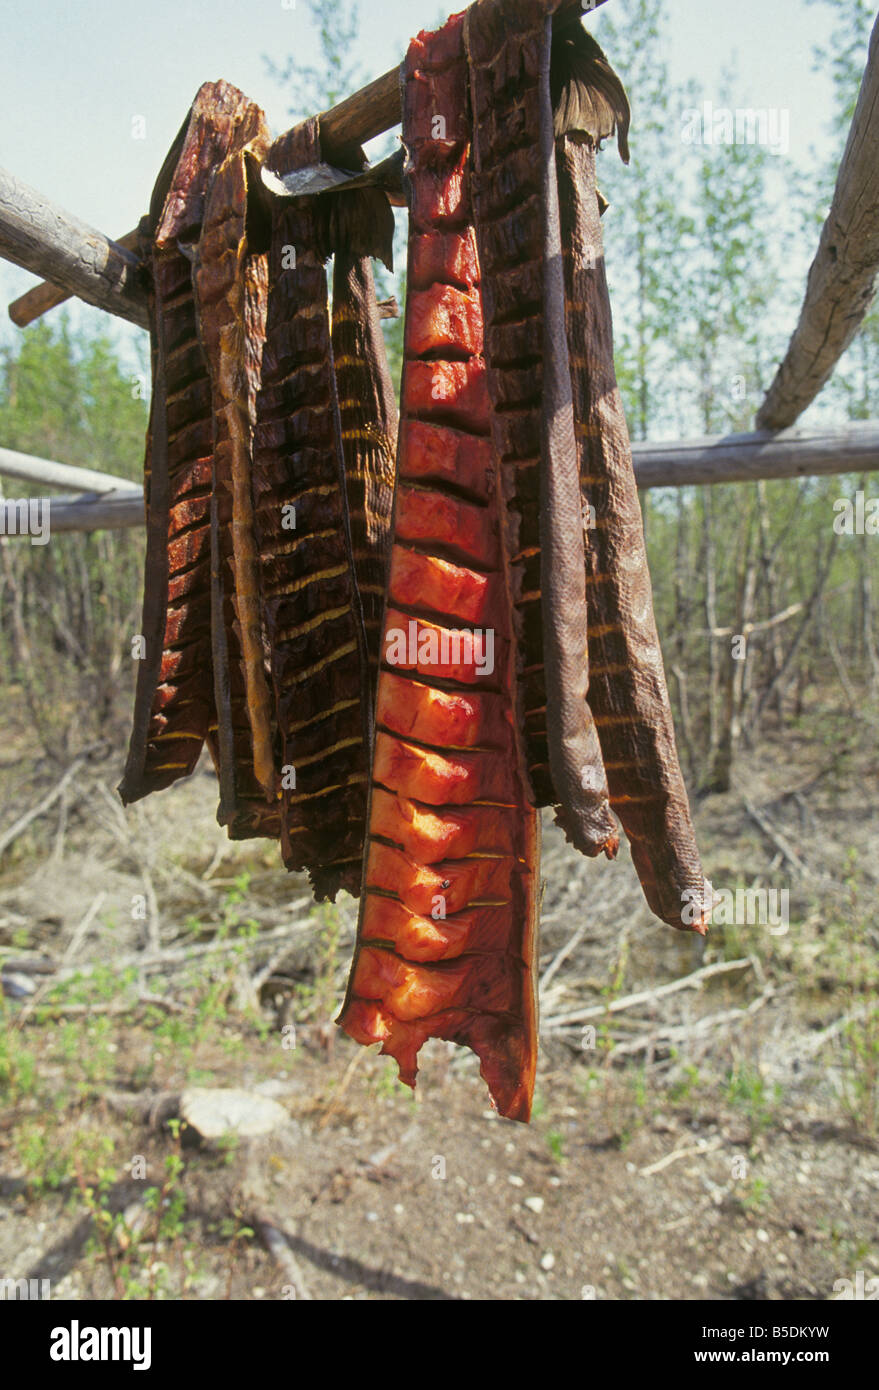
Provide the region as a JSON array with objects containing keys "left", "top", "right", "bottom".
[
  {"left": 756, "top": 13, "right": 879, "bottom": 430},
  {"left": 0, "top": 167, "right": 149, "bottom": 330},
  {"left": 630, "top": 421, "right": 879, "bottom": 488},
  {"left": 3, "top": 421, "right": 873, "bottom": 535},
  {"left": 0, "top": 446, "right": 139, "bottom": 496},
  {"left": 8, "top": 228, "right": 143, "bottom": 328}
]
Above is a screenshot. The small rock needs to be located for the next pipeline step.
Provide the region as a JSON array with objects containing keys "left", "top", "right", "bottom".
[
  {"left": 456, "top": 1212, "right": 475, "bottom": 1224},
  {"left": 540, "top": 1252, "right": 555, "bottom": 1272},
  {"left": 757, "top": 1229, "right": 770, "bottom": 1244},
  {"left": 180, "top": 1088, "right": 290, "bottom": 1141},
  {"left": 508, "top": 1174, "right": 524, "bottom": 1187},
  {"left": 1, "top": 972, "right": 36, "bottom": 999},
  {"left": 524, "top": 1197, "right": 544, "bottom": 1215}
]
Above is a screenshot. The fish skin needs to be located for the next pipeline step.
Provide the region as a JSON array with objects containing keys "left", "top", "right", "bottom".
[
  {"left": 119, "top": 81, "right": 257, "bottom": 806},
  {"left": 192, "top": 104, "right": 282, "bottom": 840},
  {"left": 252, "top": 117, "right": 372, "bottom": 900},
  {"left": 464, "top": 0, "right": 618, "bottom": 856},
  {"left": 556, "top": 124, "right": 711, "bottom": 933},
  {"left": 331, "top": 237, "right": 397, "bottom": 677}
]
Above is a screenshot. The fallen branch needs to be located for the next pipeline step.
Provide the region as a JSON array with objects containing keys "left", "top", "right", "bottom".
[
  {"left": 640, "top": 1136, "right": 725, "bottom": 1177},
  {"left": 23, "top": 911, "right": 314, "bottom": 987},
  {"left": 797, "top": 1001, "right": 879, "bottom": 1059},
  {"left": 0, "top": 745, "right": 104, "bottom": 857},
  {"left": 741, "top": 793, "right": 813, "bottom": 878},
  {"left": 607, "top": 991, "right": 775, "bottom": 1059},
  {"left": 539, "top": 921, "right": 589, "bottom": 997},
  {"left": 254, "top": 1213, "right": 313, "bottom": 1300},
  {"left": 540, "top": 957, "right": 754, "bottom": 1029}
]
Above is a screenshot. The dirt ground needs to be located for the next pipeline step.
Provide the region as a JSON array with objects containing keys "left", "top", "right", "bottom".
[{"left": 1, "top": 704, "right": 877, "bottom": 1302}]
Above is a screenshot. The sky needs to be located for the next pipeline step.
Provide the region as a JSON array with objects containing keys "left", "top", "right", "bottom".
[{"left": 0, "top": 0, "right": 853, "bottom": 369}]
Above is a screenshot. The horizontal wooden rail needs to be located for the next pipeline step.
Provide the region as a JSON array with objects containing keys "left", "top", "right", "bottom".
[
  {"left": 630, "top": 421, "right": 879, "bottom": 488},
  {"left": 0, "top": 446, "right": 139, "bottom": 496},
  {"left": 2, "top": 421, "right": 874, "bottom": 535}
]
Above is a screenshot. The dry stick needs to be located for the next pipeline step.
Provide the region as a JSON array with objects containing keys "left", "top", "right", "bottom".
[
  {"left": 640, "top": 1136, "right": 725, "bottom": 1177},
  {"left": 316, "top": 1046, "right": 368, "bottom": 1131},
  {"left": 141, "top": 866, "right": 161, "bottom": 954},
  {"left": 0, "top": 747, "right": 101, "bottom": 857},
  {"left": 0, "top": 444, "right": 139, "bottom": 496},
  {"left": 253, "top": 1214, "right": 313, "bottom": 1300},
  {"left": 755, "top": 530, "right": 841, "bottom": 720},
  {"left": 609, "top": 991, "right": 776, "bottom": 1060},
  {"left": 45, "top": 914, "right": 313, "bottom": 984},
  {"left": 698, "top": 598, "right": 810, "bottom": 640},
  {"left": 825, "top": 620, "right": 861, "bottom": 714},
  {"left": 13, "top": 890, "right": 108, "bottom": 1027},
  {"left": 539, "top": 921, "right": 589, "bottom": 997},
  {"left": 64, "top": 891, "right": 108, "bottom": 962},
  {"left": 740, "top": 793, "right": 813, "bottom": 878},
  {"left": 16, "top": 995, "right": 192, "bottom": 1022},
  {"left": 540, "top": 957, "right": 754, "bottom": 1029},
  {"left": 7, "top": 228, "right": 144, "bottom": 327},
  {"left": 367, "top": 1121, "right": 419, "bottom": 1170},
  {"left": 796, "top": 1000, "right": 879, "bottom": 1059}
]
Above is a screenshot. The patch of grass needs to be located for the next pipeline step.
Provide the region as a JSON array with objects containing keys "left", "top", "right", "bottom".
[
  {"left": 545, "top": 1128, "right": 565, "bottom": 1163},
  {"left": 668, "top": 1062, "right": 701, "bottom": 1102},
  {"left": 737, "top": 1175, "right": 771, "bottom": 1214},
  {"left": 725, "top": 1062, "right": 780, "bottom": 1147}
]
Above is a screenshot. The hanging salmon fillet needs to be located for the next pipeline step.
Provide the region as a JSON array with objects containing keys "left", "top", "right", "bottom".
[
  {"left": 192, "top": 103, "right": 282, "bottom": 840},
  {"left": 464, "top": 0, "right": 619, "bottom": 861},
  {"left": 553, "top": 23, "right": 713, "bottom": 931},
  {"left": 119, "top": 82, "right": 259, "bottom": 806},
  {"left": 339, "top": 9, "right": 540, "bottom": 1122},
  {"left": 327, "top": 168, "right": 399, "bottom": 676},
  {"left": 252, "top": 118, "right": 373, "bottom": 899}
]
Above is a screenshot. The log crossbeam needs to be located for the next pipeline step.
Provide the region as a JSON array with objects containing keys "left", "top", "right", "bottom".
[{"left": 1, "top": 423, "right": 876, "bottom": 534}]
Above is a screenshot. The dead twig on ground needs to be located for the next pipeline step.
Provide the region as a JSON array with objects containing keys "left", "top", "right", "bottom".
[
  {"left": 0, "top": 744, "right": 104, "bottom": 857},
  {"left": 541, "top": 957, "right": 754, "bottom": 1030},
  {"left": 741, "top": 793, "right": 814, "bottom": 878},
  {"left": 254, "top": 1212, "right": 313, "bottom": 1300}
]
